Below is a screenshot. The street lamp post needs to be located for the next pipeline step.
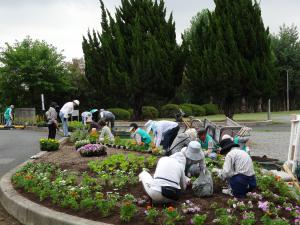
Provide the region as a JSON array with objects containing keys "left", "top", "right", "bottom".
[{"left": 287, "top": 70, "right": 289, "bottom": 112}]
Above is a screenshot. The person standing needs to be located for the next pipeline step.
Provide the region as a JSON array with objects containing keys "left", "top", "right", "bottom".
[
  {"left": 4, "top": 105, "right": 14, "bottom": 127},
  {"left": 46, "top": 102, "right": 58, "bottom": 139},
  {"left": 59, "top": 100, "right": 80, "bottom": 137},
  {"left": 99, "top": 109, "right": 115, "bottom": 131}
]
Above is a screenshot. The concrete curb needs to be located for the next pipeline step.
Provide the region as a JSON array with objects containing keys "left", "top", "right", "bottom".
[{"left": 0, "top": 137, "right": 111, "bottom": 225}]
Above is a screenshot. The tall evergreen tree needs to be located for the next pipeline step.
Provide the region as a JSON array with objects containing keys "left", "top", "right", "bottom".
[
  {"left": 184, "top": 0, "right": 275, "bottom": 118},
  {"left": 83, "top": 0, "right": 183, "bottom": 119}
]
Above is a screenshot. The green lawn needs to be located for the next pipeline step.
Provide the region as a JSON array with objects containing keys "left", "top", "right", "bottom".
[{"left": 161, "top": 110, "right": 300, "bottom": 122}]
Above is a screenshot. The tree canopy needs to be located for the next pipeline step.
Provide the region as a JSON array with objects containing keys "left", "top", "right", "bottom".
[
  {"left": 0, "top": 37, "right": 74, "bottom": 111},
  {"left": 83, "top": 0, "right": 184, "bottom": 119}
]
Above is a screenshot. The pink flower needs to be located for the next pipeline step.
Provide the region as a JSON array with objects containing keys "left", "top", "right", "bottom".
[{"left": 258, "top": 201, "right": 269, "bottom": 212}]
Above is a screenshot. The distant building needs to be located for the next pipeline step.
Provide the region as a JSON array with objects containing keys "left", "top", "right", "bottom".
[{"left": 71, "top": 58, "right": 85, "bottom": 74}]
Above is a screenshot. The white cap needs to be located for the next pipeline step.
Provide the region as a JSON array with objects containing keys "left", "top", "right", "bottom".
[{"left": 73, "top": 100, "right": 80, "bottom": 106}]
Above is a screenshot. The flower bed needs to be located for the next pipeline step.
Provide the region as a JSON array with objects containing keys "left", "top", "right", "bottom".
[
  {"left": 77, "top": 144, "right": 107, "bottom": 157},
  {"left": 39, "top": 138, "right": 59, "bottom": 151},
  {"left": 12, "top": 144, "right": 300, "bottom": 225}
]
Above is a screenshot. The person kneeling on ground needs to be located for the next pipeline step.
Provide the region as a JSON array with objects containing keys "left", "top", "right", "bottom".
[
  {"left": 129, "top": 123, "right": 152, "bottom": 149},
  {"left": 181, "top": 141, "right": 205, "bottom": 178},
  {"left": 168, "top": 128, "right": 197, "bottom": 156},
  {"left": 139, "top": 152, "right": 191, "bottom": 204},
  {"left": 98, "top": 120, "right": 114, "bottom": 143},
  {"left": 212, "top": 137, "right": 256, "bottom": 198},
  {"left": 197, "top": 128, "right": 217, "bottom": 158}
]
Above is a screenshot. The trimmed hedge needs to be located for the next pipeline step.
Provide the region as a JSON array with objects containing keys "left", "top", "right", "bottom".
[
  {"left": 107, "top": 108, "right": 130, "bottom": 120},
  {"left": 142, "top": 106, "right": 159, "bottom": 119},
  {"left": 160, "top": 104, "right": 180, "bottom": 118},
  {"left": 179, "top": 104, "right": 193, "bottom": 117},
  {"left": 202, "top": 103, "right": 219, "bottom": 115},
  {"left": 180, "top": 104, "right": 206, "bottom": 117}
]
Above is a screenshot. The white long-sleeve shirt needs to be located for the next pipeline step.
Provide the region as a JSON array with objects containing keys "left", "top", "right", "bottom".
[
  {"left": 151, "top": 156, "right": 188, "bottom": 192},
  {"left": 221, "top": 147, "right": 255, "bottom": 179},
  {"left": 60, "top": 102, "right": 74, "bottom": 118},
  {"left": 154, "top": 121, "right": 178, "bottom": 147}
]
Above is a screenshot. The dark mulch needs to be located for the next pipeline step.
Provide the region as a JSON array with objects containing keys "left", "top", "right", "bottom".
[{"left": 15, "top": 143, "right": 291, "bottom": 225}]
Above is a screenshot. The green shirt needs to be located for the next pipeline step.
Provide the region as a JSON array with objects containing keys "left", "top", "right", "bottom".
[
  {"left": 4, "top": 107, "right": 12, "bottom": 119},
  {"left": 136, "top": 128, "right": 151, "bottom": 144},
  {"left": 199, "top": 134, "right": 216, "bottom": 151}
]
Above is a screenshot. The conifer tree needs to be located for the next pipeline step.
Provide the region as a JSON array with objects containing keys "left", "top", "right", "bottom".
[{"left": 82, "top": 0, "right": 182, "bottom": 119}]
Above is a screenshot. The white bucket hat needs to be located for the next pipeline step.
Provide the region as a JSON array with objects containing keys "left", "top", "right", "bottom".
[{"left": 185, "top": 141, "right": 203, "bottom": 161}]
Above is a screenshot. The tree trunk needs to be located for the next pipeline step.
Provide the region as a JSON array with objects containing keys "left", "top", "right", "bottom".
[
  {"left": 241, "top": 97, "right": 246, "bottom": 113},
  {"left": 223, "top": 98, "right": 234, "bottom": 119},
  {"left": 133, "top": 95, "right": 143, "bottom": 121},
  {"left": 256, "top": 97, "right": 262, "bottom": 112}
]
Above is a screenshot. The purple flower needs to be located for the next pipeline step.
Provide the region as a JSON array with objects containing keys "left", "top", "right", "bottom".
[
  {"left": 285, "top": 207, "right": 292, "bottom": 211},
  {"left": 258, "top": 201, "right": 269, "bottom": 212}
]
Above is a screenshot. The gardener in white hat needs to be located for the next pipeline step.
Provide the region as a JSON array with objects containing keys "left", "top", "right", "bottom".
[
  {"left": 181, "top": 141, "right": 205, "bottom": 177},
  {"left": 59, "top": 100, "right": 80, "bottom": 136},
  {"left": 145, "top": 120, "right": 179, "bottom": 151}
]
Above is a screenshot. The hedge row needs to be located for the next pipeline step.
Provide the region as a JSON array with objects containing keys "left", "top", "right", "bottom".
[{"left": 107, "top": 104, "right": 218, "bottom": 120}]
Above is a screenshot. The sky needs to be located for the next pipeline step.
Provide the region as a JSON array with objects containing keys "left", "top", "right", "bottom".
[{"left": 0, "top": 0, "right": 300, "bottom": 61}]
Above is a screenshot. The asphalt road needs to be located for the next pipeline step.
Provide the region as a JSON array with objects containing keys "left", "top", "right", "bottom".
[
  {"left": 0, "top": 129, "right": 49, "bottom": 177},
  {"left": 0, "top": 129, "right": 52, "bottom": 225}
]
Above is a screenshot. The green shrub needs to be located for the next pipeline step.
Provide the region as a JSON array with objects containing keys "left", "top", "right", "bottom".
[
  {"left": 142, "top": 106, "right": 159, "bottom": 119},
  {"left": 180, "top": 104, "right": 206, "bottom": 116},
  {"left": 160, "top": 104, "right": 179, "bottom": 118},
  {"left": 202, "top": 104, "right": 219, "bottom": 115},
  {"left": 39, "top": 138, "right": 59, "bottom": 151},
  {"left": 190, "top": 104, "right": 206, "bottom": 116},
  {"left": 179, "top": 104, "right": 193, "bottom": 117},
  {"left": 68, "top": 121, "right": 85, "bottom": 132},
  {"left": 107, "top": 108, "right": 130, "bottom": 120}
]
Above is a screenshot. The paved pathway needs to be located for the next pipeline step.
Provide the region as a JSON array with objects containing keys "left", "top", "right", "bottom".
[
  {"left": 250, "top": 115, "right": 291, "bottom": 161},
  {"left": 0, "top": 129, "right": 51, "bottom": 225}
]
